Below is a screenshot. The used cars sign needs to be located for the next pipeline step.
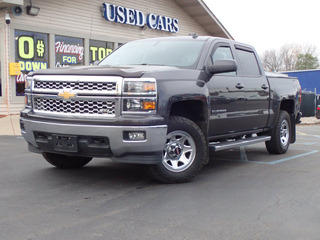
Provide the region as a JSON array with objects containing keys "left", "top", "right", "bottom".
[{"left": 102, "top": 3, "right": 179, "bottom": 33}]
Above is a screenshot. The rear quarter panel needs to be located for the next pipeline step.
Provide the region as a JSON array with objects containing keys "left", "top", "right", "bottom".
[{"left": 267, "top": 75, "right": 300, "bottom": 128}]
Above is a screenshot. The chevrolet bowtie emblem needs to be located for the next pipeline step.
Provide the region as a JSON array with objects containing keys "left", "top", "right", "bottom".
[{"left": 58, "top": 90, "right": 76, "bottom": 100}]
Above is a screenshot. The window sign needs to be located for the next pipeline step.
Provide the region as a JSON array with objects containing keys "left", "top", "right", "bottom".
[
  {"left": 15, "top": 30, "right": 49, "bottom": 96},
  {"left": 55, "top": 36, "right": 84, "bottom": 67},
  {"left": 89, "top": 40, "right": 114, "bottom": 64}
]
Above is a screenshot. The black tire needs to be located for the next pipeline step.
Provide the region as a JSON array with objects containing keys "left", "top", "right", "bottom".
[
  {"left": 266, "top": 110, "right": 291, "bottom": 154},
  {"left": 42, "top": 153, "right": 92, "bottom": 169},
  {"left": 146, "top": 116, "right": 208, "bottom": 183}
]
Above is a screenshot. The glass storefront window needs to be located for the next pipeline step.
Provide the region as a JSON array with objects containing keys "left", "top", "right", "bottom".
[
  {"left": 89, "top": 40, "right": 114, "bottom": 64},
  {"left": 55, "top": 35, "right": 84, "bottom": 67},
  {"left": 15, "top": 30, "right": 49, "bottom": 96}
]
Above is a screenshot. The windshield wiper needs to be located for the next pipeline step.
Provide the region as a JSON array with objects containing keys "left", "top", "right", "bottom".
[{"left": 140, "top": 63, "right": 165, "bottom": 66}]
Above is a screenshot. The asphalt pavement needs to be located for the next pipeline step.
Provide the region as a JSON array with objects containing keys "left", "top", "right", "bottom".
[{"left": 0, "top": 125, "right": 320, "bottom": 240}]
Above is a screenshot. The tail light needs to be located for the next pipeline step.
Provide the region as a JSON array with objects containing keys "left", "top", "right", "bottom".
[{"left": 296, "top": 81, "right": 302, "bottom": 103}]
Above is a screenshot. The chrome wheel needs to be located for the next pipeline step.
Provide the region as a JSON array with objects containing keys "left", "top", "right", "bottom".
[
  {"left": 280, "top": 119, "right": 289, "bottom": 146},
  {"left": 266, "top": 110, "right": 291, "bottom": 154},
  {"left": 147, "top": 116, "right": 206, "bottom": 183},
  {"left": 162, "top": 130, "right": 196, "bottom": 172}
]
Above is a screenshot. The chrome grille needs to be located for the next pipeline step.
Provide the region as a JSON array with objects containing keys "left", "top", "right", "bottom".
[
  {"left": 34, "top": 80, "right": 116, "bottom": 91},
  {"left": 31, "top": 75, "right": 122, "bottom": 118},
  {"left": 34, "top": 97, "right": 115, "bottom": 116},
  {"left": 32, "top": 75, "right": 121, "bottom": 95}
]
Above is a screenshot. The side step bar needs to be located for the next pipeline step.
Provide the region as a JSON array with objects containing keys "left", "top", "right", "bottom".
[{"left": 209, "top": 136, "right": 271, "bottom": 152}]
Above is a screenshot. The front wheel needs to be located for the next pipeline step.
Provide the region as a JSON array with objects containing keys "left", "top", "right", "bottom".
[
  {"left": 42, "top": 153, "right": 92, "bottom": 169},
  {"left": 266, "top": 110, "right": 291, "bottom": 154},
  {"left": 146, "top": 116, "right": 207, "bottom": 183}
]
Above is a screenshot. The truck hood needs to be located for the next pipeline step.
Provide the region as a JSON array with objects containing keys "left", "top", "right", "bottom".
[{"left": 30, "top": 65, "right": 185, "bottom": 78}]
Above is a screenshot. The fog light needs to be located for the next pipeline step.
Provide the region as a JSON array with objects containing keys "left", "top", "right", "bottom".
[{"left": 124, "top": 131, "right": 146, "bottom": 141}]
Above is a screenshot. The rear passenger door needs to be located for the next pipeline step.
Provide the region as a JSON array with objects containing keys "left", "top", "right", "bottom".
[
  {"left": 234, "top": 45, "right": 269, "bottom": 130},
  {"left": 207, "top": 43, "right": 246, "bottom": 136}
]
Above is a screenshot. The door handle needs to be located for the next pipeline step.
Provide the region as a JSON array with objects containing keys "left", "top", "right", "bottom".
[
  {"left": 261, "top": 84, "right": 269, "bottom": 90},
  {"left": 235, "top": 83, "right": 244, "bottom": 89}
]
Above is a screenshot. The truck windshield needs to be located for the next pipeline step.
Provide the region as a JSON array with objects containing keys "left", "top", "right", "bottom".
[{"left": 99, "top": 39, "right": 205, "bottom": 68}]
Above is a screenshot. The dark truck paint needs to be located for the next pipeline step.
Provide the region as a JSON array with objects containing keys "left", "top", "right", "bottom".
[{"left": 20, "top": 36, "right": 302, "bottom": 183}]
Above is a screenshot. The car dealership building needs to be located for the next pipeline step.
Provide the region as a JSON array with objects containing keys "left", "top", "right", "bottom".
[{"left": 0, "top": 0, "right": 232, "bottom": 115}]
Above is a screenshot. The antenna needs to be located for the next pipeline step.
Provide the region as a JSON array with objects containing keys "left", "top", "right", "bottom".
[{"left": 188, "top": 33, "right": 198, "bottom": 39}]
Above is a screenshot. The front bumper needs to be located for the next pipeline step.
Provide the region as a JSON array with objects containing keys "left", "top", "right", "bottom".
[{"left": 20, "top": 116, "right": 167, "bottom": 164}]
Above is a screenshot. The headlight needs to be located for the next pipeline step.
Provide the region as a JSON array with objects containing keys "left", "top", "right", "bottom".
[
  {"left": 123, "top": 99, "right": 156, "bottom": 112},
  {"left": 25, "top": 76, "right": 33, "bottom": 90},
  {"left": 25, "top": 94, "right": 32, "bottom": 108},
  {"left": 123, "top": 78, "right": 156, "bottom": 95},
  {"left": 122, "top": 78, "right": 157, "bottom": 114},
  {"left": 25, "top": 76, "right": 33, "bottom": 108}
]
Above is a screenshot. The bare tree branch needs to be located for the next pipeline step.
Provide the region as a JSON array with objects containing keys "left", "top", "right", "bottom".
[{"left": 261, "top": 44, "right": 319, "bottom": 71}]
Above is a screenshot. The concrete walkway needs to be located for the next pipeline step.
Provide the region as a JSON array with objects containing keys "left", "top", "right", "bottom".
[{"left": 0, "top": 115, "right": 21, "bottom": 136}]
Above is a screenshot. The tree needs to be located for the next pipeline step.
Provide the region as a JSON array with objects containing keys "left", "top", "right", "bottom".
[
  {"left": 261, "top": 44, "right": 319, "bottom": 72},
  {"left": 261, "top": 49, "right": 283, "bottom": 72},
  {"left": 279, "top": 44, "right": 301, "bottom": 71},
  {"left": 295, "top": 53, "right": 319, "bottom": 70}
]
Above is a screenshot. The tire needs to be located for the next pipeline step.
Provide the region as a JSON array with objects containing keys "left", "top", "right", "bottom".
[
  {"left": 42, "top": 153, "right": 92, "bottom": 169},
  {"left": 146, "top": 116, "right": 208, "bottom": 183},
  {"left": 266, "top": 110, "right": 291, "bottom": 154}
]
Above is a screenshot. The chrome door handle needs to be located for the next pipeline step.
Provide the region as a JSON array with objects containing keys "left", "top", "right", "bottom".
[{"left": 235, "top": 83, "right": 244, "bottom": 89}]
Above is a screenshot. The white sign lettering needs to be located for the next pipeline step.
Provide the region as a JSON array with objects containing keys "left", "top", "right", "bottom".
[{"left": 102, "top": 3, "right": 179, "bottom": 33}]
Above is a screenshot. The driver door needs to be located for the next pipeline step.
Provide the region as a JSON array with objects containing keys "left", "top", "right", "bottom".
[{"left": 207, "top": 43, "right": 246, "bottom": 137}]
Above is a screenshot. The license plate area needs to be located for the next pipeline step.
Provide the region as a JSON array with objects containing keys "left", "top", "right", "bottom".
[{"left": 52, "top": 134, "right": 78, "bottom": 152}]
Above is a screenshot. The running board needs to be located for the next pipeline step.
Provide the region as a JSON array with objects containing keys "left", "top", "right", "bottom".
[{"left": 209, "top": 136, "right": 271, "bottom": 152}]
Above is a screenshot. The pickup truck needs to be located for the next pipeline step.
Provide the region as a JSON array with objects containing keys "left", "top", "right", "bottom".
[{"left": 20, "top": 36, "right": 302, "bottom": 183}]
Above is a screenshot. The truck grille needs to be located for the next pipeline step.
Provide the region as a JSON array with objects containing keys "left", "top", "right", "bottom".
[
  {"left": 34, "top": 97, "right": 115, "bottom": 116},
  {"left": 34, "top": 80, "right": 116, "bottom": 92},
  {"left": 31, "top": 75, "right": 122, "bottom": 118}
]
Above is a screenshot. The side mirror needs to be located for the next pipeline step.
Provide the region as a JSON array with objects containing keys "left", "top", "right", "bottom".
[{"left": 207, "top": 59, "right": 237, "bottom": 75}]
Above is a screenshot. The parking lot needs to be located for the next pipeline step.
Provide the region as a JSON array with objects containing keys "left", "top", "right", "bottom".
[{"left": 1, "top": 124, "right": 320, "bottom": 240}]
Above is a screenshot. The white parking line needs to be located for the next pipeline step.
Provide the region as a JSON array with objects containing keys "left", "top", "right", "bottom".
[
  {"left": 216, "top": 150, "right": 319, "bottom": 165},
  {"left": 250, "top": 150, "right": 319, "bottom": 165}
]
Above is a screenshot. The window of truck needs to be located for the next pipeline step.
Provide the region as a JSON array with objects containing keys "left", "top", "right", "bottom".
[{"left": 99, "top": 39, "right": 205, "bottom": 68}]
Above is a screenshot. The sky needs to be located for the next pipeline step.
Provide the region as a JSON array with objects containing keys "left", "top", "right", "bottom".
[{"left": 203, "top": 0, "right": 319, "bottom": 56}]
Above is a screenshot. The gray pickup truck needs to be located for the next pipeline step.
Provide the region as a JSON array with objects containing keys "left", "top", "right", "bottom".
[{"left": 20, "top": 36, "right": 302, "bottom": 183}]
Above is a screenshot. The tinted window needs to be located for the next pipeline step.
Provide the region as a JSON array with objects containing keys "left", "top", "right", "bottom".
[
  {"left": 211, "top": 46, "right": 236, "bottom": 75},
  {"left": 236, "top": 49, "right": 260, "bottom": 76},
  {"left": 212, "top": 46, "right": 234, "bottom": 62},
  {"left": 100, "top": 39, "right": 205, "bottom": 68}
]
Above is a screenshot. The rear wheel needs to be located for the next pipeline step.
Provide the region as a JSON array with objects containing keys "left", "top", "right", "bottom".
[
  {"left": 146, "top": 116, "right": 207, "bottom": 183},
  {"left": 42, "top": 153, "right": 92, "bottom": 169},
  {"left": 266, "top": 110, "right": 291, "bottom": 154}
]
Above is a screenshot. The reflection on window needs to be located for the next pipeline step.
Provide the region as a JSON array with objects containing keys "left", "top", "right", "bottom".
[
  {"left": 212, "top": 46, "right": 236, "bottom": 75},
  {"left": 212, "top": 47, "right": 234, "bottom": 62},
  {"left": 236, "top": 49, "right": 260, "bottom": 76},
  {"left": 100, "top": 40, "right": 205, "bottom": 68}
]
